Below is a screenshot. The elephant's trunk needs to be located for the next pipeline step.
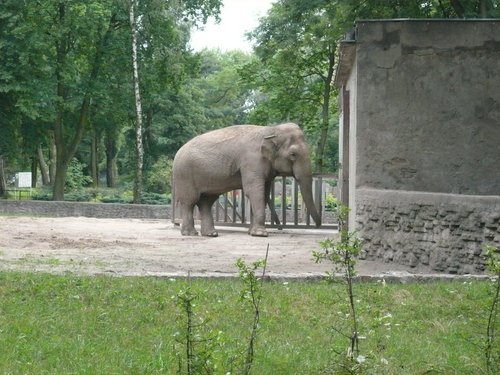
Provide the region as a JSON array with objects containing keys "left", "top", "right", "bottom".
[{"left": 297, "top": 175, "right": 322, "bottom": 227}]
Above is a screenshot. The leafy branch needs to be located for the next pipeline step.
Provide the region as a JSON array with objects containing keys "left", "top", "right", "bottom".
[
  {"left": 236, "top": 244, "right": 269, "bottom": 375},
  {"left": 313, "top": 204, "right": 364, "bottom": 367}
]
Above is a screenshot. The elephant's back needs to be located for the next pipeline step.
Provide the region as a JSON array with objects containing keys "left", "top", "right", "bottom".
[{"left": 188, "top": 125, "right": 261, "bottom": 147}]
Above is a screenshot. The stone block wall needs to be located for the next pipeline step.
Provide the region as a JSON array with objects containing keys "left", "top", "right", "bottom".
[
  {"left": 356, "top": 188, "right": 500, "bottom": 274},
  {"left": 0, "top": 200, "right": 171, "bottom": 219}
]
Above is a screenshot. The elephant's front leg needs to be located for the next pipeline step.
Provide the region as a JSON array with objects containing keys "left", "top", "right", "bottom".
[{"left": 244, "top": 179, "right": 268, "bottom": 237}]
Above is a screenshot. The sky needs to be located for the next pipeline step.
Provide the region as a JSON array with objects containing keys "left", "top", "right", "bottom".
[{"left": 189, "top": 0, "right": 275, "bottom": 52}]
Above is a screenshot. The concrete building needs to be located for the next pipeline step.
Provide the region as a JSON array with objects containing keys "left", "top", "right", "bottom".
[{"left": 334, "top": 20, "right": 500, "bottom": 274}]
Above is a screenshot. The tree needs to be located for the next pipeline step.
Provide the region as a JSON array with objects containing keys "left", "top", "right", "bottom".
[
  {"left": 244, "top": 0, "right": 499, "bottom": 174},
  {"left": 245, "top": 0, "right": 344, "bottom": 172},
  {"left": 128, "top": 0, "right": 144, "bottom": 203},
  {"left": 122, "top": 0, "right": 222, "bottom": 201}
]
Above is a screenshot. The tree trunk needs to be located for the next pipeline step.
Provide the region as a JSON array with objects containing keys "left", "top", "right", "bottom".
[
  {"left": 31, "top": 157, "right": 38, "bottom": 188},
  {"left": 129, "top": 0, "right": 144, "bottom": 204},
  {"left": 0, "top": 155, "right": 6, "bottom": 197},
  {"left": 105, "top": 129, "right": 117, "bottom": 188},
  {"left": 48, "top": 131, "right": 56, "bottom": 185},
  {"left": 314, "top": 46, "right": 336, "bottom": 172},
  {"left": 37, "top": 145, "right": 50, "bottom": 185},
  {"left": 91, "top": 130, "right": 99, "bottom": 187},
  {"left": 52, "top": 5, "right": 115, "bottom": 200},
  {"left": 450, "top": 0, "right": 465, "bottom": 17}
]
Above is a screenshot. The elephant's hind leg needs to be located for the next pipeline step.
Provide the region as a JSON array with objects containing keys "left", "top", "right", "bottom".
[
  {"left": 197, "top": 194, "right": 219, "bottom": 237},
  {"left": 180, "top": 201, "right": 198, "bottom": 236}
]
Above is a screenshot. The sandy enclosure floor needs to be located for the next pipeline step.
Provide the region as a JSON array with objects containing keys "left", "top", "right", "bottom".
[{"left": 0, "top": 216, "right": 442, "bottom": 279}]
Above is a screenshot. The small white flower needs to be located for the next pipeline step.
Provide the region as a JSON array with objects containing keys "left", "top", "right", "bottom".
[
  {"left": 381, "top": 358, "right": 389, "bottom": 365},
  {"left": 283, "top": 281, "right": 289, "bottom": 285},
  {"left": 356, "top": 355, "right": 366, "bottom": 364}
]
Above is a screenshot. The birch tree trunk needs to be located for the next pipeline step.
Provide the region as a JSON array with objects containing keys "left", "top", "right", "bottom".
[{"left": 129, "top": 0, "right": 144, "bottom": 204}]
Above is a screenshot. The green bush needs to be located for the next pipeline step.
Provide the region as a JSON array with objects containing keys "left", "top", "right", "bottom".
[
  {"left": 65, "top": 158, "right": 92, "bottom": 192},
  {"left": 140, "top": 192, "right": 170, "bottom": 205},
  {"left": 64, "top": 190, "right": 94, "bottom": 202},
  {"left": 32, "top": 187, "right": 52, "bottom": 201},
  {"left": 144, "top": 156, "right": 173, "bottom": 194},
  {"left": 325, "top": 194, "right": 338, "bottom": 211}
]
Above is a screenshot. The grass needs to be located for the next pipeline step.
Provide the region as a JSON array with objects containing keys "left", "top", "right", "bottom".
[{"left": 0, "top": 272, "right": 497, "bottom": 374}]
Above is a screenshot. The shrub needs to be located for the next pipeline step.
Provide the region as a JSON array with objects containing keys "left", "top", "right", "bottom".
[
  {"left": 144, "top": 157, "right": 173, "bottom": 194},
  {"left": 140, "top": 192, "right": 170, "bottom": 205},
  {"left": 325, "top": 193, "right": 338, "bottom": 211},
  {"left": 32, "top": 187, "right": 52, "bottom": 201},
  {"left": 65, "top": 158, "right": 92, "bottom": 192}
]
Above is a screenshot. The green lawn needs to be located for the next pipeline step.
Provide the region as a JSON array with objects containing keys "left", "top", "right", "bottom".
[{"left": 0, "top": 272, "right": 497, "bottom": 374}]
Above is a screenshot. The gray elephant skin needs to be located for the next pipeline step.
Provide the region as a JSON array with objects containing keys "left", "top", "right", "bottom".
[{"left": 172, "top": 123, "right": 321, "bottom": 237}]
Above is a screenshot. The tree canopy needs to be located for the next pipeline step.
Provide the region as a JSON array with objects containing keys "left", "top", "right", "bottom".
[{"left": 0, "top": 0, "right": 498, "bottom": 199}]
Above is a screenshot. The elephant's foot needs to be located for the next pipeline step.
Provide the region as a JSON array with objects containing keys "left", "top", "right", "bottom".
[
  {"left": 181, "top": 227, "right": 199, "bottom": 236},
  {"left": 249, "top": 226, "right": 268, "bottom": 237},
  {"left": 201, "top": 229, "right": 218, "bottom": 237}
]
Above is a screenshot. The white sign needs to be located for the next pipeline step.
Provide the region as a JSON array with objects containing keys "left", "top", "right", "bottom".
[{"left": 15, "top": 172, "right": 32, "bottom": 188}]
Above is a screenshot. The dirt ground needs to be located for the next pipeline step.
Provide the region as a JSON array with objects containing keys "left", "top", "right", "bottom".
[{"left": 0, "top": 216, "right": 450, "bottom": 279}]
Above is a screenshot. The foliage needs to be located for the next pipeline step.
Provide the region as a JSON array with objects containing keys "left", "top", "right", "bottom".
[
  {"left": 236, "top": 246, "right": 269, "bottom": 375},
  {"left": 243, "top": 0, "right": 341, "bottom": 172},
  {"left": 144, "top": 156, "right": 173, "bottom": 194},
  {"left": 313, "top": 204, "right": 365, "bottom": 372},
  {"left": 65, "top": 158, "right": 92, "bottom": 192},
  {"left": 325, "top": 194, "right": 338, "bottom": 212},
  {"left": 173, "top": 276, "right": 219, "bottom": 375},
  {"left": 31, "top": 187, "right": 169, "bottom": 205},
  {"left": 1, "top": 0, "right": 499, "bottom": 199}
]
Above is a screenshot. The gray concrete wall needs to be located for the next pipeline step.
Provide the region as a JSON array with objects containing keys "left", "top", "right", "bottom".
[
  {"left": 355, "top": 20, "right": 500, "bottom": 195},
  {"left": 0, "top": 200, "right": 171, "bottom": 219},
  {"left": 335, "top": 20, "right": 500, "bottom": 273},
  {"left": 356, "top": 188, "right": 500, "bottom": 274}
]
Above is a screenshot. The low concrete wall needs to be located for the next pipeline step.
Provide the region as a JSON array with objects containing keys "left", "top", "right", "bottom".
[
  {"left": 0, "top": 200, "right": 171, "bottom": 219},
  {"left": 356, "top": 188, "right": 500, "bottom": 274}
]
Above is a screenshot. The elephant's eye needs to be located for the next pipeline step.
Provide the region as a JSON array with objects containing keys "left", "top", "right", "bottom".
[{"left": 289, "top": 152, "right": 297, "bottom": 159}]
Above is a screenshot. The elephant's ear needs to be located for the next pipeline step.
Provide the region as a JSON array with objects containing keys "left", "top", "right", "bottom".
[{"left": 261, "top": 134, "right": 277, "bottom": 161}]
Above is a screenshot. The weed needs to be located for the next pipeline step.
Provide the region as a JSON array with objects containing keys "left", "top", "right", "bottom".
[
  {"left": 313, "top": 204, "right": 365, "bottom": 373},
  {"left": 485, "top": 245, "right": 500, "bottom": 374},
  {"left": 236, "top": 245, "right": 269, "bottom": 375}
]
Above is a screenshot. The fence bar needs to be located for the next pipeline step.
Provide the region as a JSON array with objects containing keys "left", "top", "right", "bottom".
[
  {"left": 281, "top": 176, "right": 287, "bottom": 226},
  {"left": 241, "top": 189, "right": 246, "bottom": 224},
  {"left": 270, "top": 183, "right": 276, "bottom": 225},
  {"left": 293, "top": 178, "right": 299, "bottom": 225},
  {"left": 223, "top": 192, "right": 229, "bottom": 222},
  {"left": 231, "top": 192, "right": 237, "bottom": 223}
]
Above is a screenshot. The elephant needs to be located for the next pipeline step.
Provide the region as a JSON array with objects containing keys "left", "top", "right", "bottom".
[{"left": 172, "top": 122, "right": 321, "bottom": 237}]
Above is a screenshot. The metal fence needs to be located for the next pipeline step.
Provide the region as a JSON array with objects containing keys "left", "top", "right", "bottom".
[{"left": 172, "top": 174, "right": 338, "bottom": 230}]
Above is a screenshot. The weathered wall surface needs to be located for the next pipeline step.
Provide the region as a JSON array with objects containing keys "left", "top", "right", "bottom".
[
  {"left": 355, "top": 20, "right": 500, "bottom": 195},
  {"left": 0, "top": 200, "right": 171, "bottom": 219},
  {"left": 356, "top": 188, "right": 500, "bottom": 274}
]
